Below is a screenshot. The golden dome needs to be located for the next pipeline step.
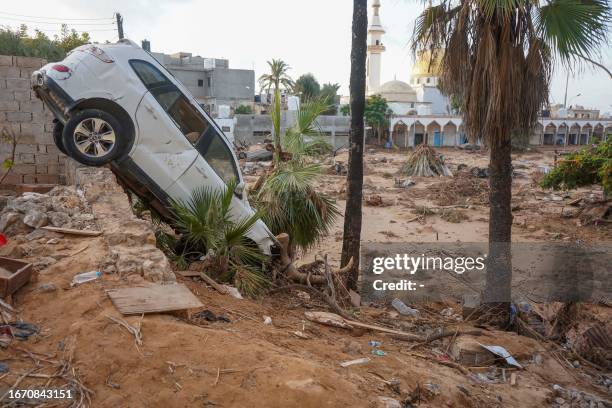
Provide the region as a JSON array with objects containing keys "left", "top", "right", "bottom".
[{"left": 411, "top": 50, "right": 443, "bottom": 78}]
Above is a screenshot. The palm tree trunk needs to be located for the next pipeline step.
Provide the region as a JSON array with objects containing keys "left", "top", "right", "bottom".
[
  {"left": 272, "top": 86, "right": 281, "bottom": 164},
  {"left": 484, "top": 136, "right": 513, "bottom": 307},
  {"left": 341, "top": 0, "right": 368, "bottom": 290}
]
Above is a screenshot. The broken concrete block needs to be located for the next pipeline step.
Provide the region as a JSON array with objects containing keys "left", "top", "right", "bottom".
[
  {"left": 23, "top": 210, "right": 48, "bottom": 228},
  {"left": 450, "top": 337, "right": 495, "bottom": 366},
  {"left": 48, "top": 211, "right": 71, "bottom": 227}
]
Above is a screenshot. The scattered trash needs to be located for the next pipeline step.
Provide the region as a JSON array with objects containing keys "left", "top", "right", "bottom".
[
  {"left": 394, "top": 178, "right": 415, "bottom": 189},
  {"left": 224, "top": 285, "right": 244, "bottom": 299},
  {"left": 424, "top": 381, "right": 441, "bottom": 395},
  {"left": 71, "top": 271, "right": 102, "bottom": 286},
  {"left": 339, "top": 358, "right": 370, "bottom": 368},
  {"left": 263, "top": 316, "right": 272, "bottom": 325},
  {"left": 0, "top": 362, "right": 8, "bottom": 373},
  {"left": 0, "top": 322, "right": 39, "bottom": 340},
  {"left": 296, "top": 290, "right": 311, "bottom": 301},
  {"left": 349, "top": 289, "right": 360, "bottom": 307},
  {"left": 371, "top": 349, "right": 386, "bottom": 356},
  {"left": 376, "top": 396, "right": 402, "bottom": 408},
  {"left": 368, "top": 340, "right": 382, "bottom": 347},
  {"left": 479, "top": 344, "right": 523, "bottom": 369},
  {"left": 0, "top": 233, "right": 7, "bottom": 247},
  {"left": 304, "top": 311, "right": 352, "bottom": 329},
  {"left": 0, "top": 257, "right": 33, "bottom": 297},
  {"left": 194, "top": 310, "right": 231, "bottom": 323},
  {"left": 470, "top": 166, "right": 489, "bottom": 178},
  {"left": 440, "top": 307, "right": 454, "bottom": 317},
  {"left": 391, "top": 298, "right": 420, "bottom": 317},
  {"left": 37, "top": 282, "right": 57, "bottom": 293},
  {"left": 365, "top": 194, "right": 384, "bottom": 207},
  {"left": 292, "top": 331, "right": 310, "bottom": 339}
]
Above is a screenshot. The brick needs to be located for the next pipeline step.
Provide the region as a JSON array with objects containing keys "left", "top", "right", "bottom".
[
  {"left": 20, "top": 68, "right": 35, "bottom": 78},
  {"left": 47, "top": 163, "right": 59, "bottom": 174},
  {"left": 19, "top": 100, "right": 43, "bottom": 113},
  {"left": 23, "top": 174, "right": 36, "bottom": 183},
  {"left": 15, "top": 144, "right": 37, "bottom": 154},
  {"left": 6, "top": 78, "right": 29, "bottom": 90},
  {"left": 0, "top": 66, "right": 21, "bottom": 78},
  {"left": 36, "top": 165, "right": 47, "bottom": 174},
  {"left": 31, "top": 112, "right": 53, "bottom": 124},
  {"left": 2, "top": 173, "right": 23, "bottom": 184},
  {"left": 5, "top": 111, "right": 31, "bottom": 123},
  {"left": 12, "top": 164, "right": 36, "bottom": 175},
  {"left": 15, "top": 56, "right": 45, "bottom": 69},
  {"left": 35, "top": 153, "right": 59, "bottom": 164},
  {"left": 44, "top": 123, "right": 56, "bottom": 132},
  {"left": 36, "top": 174, "right": 58, "bottom": 184},
  {"left": 19, "top": 122, "right": 43, "bottom": 136},
  {"left": 0, "top": 101, "right": 19, "bottom": 111},
  {"left": 13, "top": 91, "right": 30, "bottom": 102},
  {"left": 0, "top": 56, "right": 13, "bottom": 66},
  {"left": 0, "top": 80, "right": 5, "bottom": 89},
  {"left": 18, "top": 153, "right": 35, "bottom": 164},
  {"left": 1, "top": 123, "right": 20, "bottom": 135},
  {"left": 45, "top": 144, "right": 61, "bottom": 155},
  {"left": 0, "top": 92, "right": 14, "bottom": 102}
]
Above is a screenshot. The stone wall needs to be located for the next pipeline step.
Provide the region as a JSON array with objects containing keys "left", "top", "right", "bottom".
[{"left": 0, "top": 55, "right": 65, "bottom": 185}]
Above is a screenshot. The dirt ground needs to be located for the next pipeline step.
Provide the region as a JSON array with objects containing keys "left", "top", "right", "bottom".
[{"left": 0, "top": 145, "right": 610, "bottom": 407}]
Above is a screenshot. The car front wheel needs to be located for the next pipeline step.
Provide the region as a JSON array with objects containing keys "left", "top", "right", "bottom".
[{"left": 62, "top": 109, "right": 128, "bottom": 166}]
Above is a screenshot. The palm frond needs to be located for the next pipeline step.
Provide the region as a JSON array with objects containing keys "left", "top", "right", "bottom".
[{"left": 536, "top": 0, "right": 611, "bottom": 65}]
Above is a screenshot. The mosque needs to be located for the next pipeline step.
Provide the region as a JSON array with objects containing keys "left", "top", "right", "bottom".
[{"left": 365, "top": 0, "right": 611, "bottom": 147}]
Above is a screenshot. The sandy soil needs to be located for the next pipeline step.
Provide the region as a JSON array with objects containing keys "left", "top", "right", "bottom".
[{"left": 0, "top": 145, "right": 609, "bottom": 407}]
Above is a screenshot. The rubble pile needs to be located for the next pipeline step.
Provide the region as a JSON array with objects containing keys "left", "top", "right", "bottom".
[
  {"left": 0, "top": 186, "right": 97, "bottom": 236},
  {"left": 427, "top": 170, "right": 490, "bottom": 206},
  {"left": 74, "top": 167, "right": 176, "bottom": 283}
]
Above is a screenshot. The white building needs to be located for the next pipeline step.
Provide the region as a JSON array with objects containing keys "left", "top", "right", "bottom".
[{"left": 365, "top": 0, "right": 611, "bottom": 147}]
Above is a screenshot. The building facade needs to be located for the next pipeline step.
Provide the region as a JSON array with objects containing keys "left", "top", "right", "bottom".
[{"left": 148, "top": 45, "right": 254, "bottom": 116}]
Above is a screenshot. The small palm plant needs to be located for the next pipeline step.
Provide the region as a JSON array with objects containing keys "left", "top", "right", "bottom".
[
  {"left": 168, "top": 179, "right": 269, "bottom": 296},
  {"left": 253, "top": 94, "right": 339, "bottom": 259},
  {"left": 283, "top": 96, "right": 333, "bottom": 158}
]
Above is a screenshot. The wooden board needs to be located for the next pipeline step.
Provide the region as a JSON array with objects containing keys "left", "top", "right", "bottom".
[
  {"left": 41, "top": 226, "right": 103, "bottom": 236},
  {"left": 107, "top": 284, "right": 203, "bottom": 315}
]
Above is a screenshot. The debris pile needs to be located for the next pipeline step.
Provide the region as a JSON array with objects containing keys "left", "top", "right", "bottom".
[
  {"left": 399, "top": 145, "right": 453, "bottom": 177},
  {"left": 0, "top": 186, "right": 97, "bottom": 236},
  {"left": 427, "top": 170, "right": 489, "bottom": 206}
]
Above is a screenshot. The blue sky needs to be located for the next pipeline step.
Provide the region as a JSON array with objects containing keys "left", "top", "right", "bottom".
[{"left": 2, "top": 0, "right": 610, "bottom": 113}]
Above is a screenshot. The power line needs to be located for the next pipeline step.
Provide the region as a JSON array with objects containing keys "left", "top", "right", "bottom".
[
  {"left": 0, "top": 11, "right": 114, "bottom": 21},
  {"left": 0, "top": 24, "right": 117, "bottom": 33},
  {"left": 0, "top": 15, "right": 116, "bottom": 26}
]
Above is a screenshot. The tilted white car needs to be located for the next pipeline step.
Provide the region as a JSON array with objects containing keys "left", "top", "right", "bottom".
[{"left": 32, "top": 39, "right": 277, "bottom": 256}]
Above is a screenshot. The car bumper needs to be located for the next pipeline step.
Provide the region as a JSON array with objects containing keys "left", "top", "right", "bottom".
[{"left": 31, "top": 70, "right": 75, "bottom": 124}]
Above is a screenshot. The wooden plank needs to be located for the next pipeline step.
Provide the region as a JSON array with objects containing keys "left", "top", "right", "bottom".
[
  {"left": 107, "top": 284, "right": 203, "bottom": 315},
  {"left": 199, "top": 273, "right": 228, "bottom": 294},
  {"left": 41, "top": 226, "right": 103, "bottom": 236},
  {"left": 176, "top": 270, "right": 201, "bottom": 277}
]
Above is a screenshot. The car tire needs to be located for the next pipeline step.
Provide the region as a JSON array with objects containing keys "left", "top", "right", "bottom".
[
  {"left": 52, "top": 121, "right": 67, "bottom": 155},
  {"left": 62, "top": 109, "right": 131, "bottom": 166}
]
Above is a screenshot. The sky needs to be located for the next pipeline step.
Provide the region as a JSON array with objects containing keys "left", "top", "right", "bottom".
[{"left": 2, "top": 0, "right": 611, "bottom": 113}]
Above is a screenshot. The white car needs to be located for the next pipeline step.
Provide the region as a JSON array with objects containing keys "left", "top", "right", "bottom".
[{"left": 32, "top": 39, "right": 277, "bottom": 256}]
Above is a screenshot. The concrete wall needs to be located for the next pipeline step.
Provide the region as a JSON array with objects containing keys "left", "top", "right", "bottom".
[
  {"left": 0, "top": 55, "right": 65, "bottom": 185},
  {"left": 233, "top": 113, "right": 351, "bottom": 148}
]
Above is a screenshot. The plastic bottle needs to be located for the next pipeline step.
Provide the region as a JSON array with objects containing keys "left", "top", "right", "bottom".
[
  {"left": 71, "top": 271, "right": 102, "bottom": 286},
  {"left": 391, "top": 298, "right": 421, "bottom": 317}
]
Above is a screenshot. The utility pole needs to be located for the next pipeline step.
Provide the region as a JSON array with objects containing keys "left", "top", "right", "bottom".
[
  {"left": 563, "top": 71, "right": 569, "bottom": 107},
  {"left": 116, "top": 13, "right": 124, "bottom": 40}
]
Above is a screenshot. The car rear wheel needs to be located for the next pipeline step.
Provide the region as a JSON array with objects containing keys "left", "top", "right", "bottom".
[
  {"left": 52, "top": 121, "right": 67, "bottom": 155},
  {"left": 62, "top": 109, "right": 130, "bottom": 166}
]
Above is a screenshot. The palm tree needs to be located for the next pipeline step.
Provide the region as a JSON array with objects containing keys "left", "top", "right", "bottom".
[
  {"left": 341, "top": 0, "right": 368, "bottom": 290},
  {"left": 259, "top": 59, "right": 295, "bottom": 164},
  {"left": 412, "top": 0, "right": 610, "bottom": 310}
]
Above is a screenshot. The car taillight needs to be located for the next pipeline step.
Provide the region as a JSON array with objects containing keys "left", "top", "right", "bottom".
[
  {"left": 85, "top": 46, "right": 113, "bottom": 63},
  {"left": 51, "top": 64, "right": 71, "bottom": 73}
]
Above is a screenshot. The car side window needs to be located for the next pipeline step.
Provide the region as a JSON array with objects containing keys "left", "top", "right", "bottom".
[
  {"left": 130, "top": 60, "right": 171, "bottom": 89},
  {"left": 196, "top": 127, "right": 240, "bottom": 184}
]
